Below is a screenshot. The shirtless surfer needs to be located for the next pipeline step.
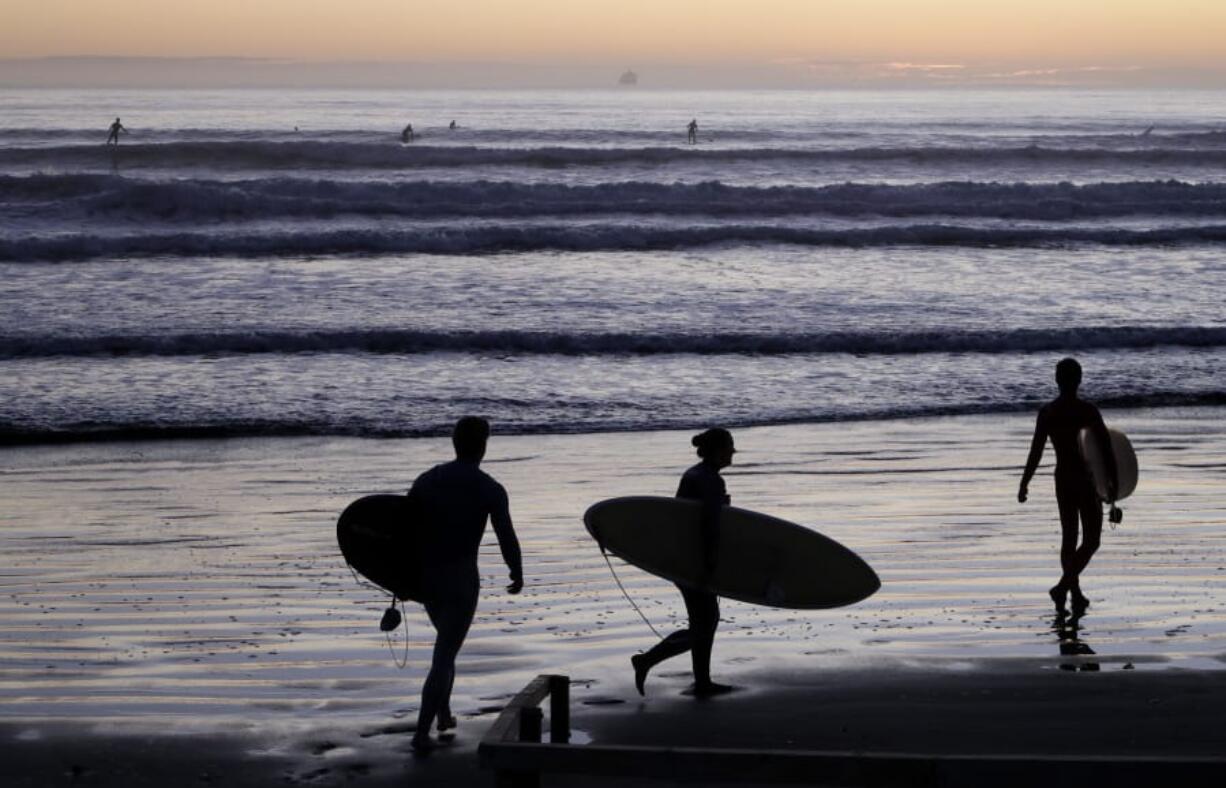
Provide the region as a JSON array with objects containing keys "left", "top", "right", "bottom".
[
  {"left": 105, "top": 117, "right": 127, "bottom": 145},
  {"left": 406, "top": 417, "right": 523, "bottom": 753},
  {"left": 1018, "top": 358, "right": 1117, "bottom": 614}
]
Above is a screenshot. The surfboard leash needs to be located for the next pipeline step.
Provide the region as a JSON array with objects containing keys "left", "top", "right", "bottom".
[
  {"left": 382, "top": 596, "right": 410, "bottom": 670},
  {"left": 344, "top": 560, "right": 411, "bottom": 669},
  {"left": 600, "top": 546, "right": 664, "bottom": 641}
]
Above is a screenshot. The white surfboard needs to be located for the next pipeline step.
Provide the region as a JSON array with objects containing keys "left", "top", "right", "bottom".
[
  {"left": 584, "top": 496, "right": 880, "bottom": 610},
  {"left": 1078, "top": 427, "right": 1138, "bottom": 502}
]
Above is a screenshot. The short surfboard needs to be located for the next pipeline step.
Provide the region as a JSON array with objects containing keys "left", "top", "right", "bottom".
[
  {"left": 336, "top": 494, "right": 421, "bottom": 602},
  {"left": 584, "top": 496, "right": 880, "bottom": 610},
  {"left": 1078, "top": 427, "right": 1139, "bottom": 503}
]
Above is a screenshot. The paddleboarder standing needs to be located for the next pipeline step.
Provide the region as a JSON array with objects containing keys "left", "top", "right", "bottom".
[
  {"left": 632, "top": 427, "right": 736, "bottom": 697},
  {"left": 407, "top": 416, "right": 523, "bottom": 753},
  {"left": 1018, "top": 358, "right": 1117, "bottom": 614}
]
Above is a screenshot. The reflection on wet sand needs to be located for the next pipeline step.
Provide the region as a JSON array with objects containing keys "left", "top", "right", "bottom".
[{"left": 1055, "top": 611, "right": 1100, "bottom": 672}]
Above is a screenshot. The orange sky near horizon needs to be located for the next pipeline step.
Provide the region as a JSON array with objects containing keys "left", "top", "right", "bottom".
[{"left": 5, "top": 0, "right": 1226, "bottom": 67}]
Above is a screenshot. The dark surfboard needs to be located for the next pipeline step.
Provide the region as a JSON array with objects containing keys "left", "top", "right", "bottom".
[
  {"left": 584, "top": 496, "right": 879, "bottom": 609},
  {"left": 337, "top": 494, "right": 421, "bottom": 602}
]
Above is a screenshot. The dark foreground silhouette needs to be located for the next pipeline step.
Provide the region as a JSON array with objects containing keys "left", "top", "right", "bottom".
[
  {"left": 407, "top": 416, "right": 522, "bottom": 753},
  {"left": 632, "top": 428, "right": 736, "bottom": 698},
  {"left": 1019, "top": 358, "right": 1118, "bottom": 614}
]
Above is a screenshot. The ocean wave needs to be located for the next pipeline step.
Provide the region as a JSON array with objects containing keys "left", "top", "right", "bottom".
[
  {"left": 6, "top": 222, "right": 1226, "bottom": 261},
  {"left": 6, "top": 141, "right": 1226, "bottom": 171},
  {"left": 2, "top": 391, "right": 1222, "bottom": 446},
  {"left": 3, "top": 326, "right": 1225, "bottom": 359},
  {"left": 7, "top": 175, "right": 1226, "bottom": 222}
]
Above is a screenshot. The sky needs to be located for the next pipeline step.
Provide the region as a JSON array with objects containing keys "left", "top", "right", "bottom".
[{"left": 3, "top": 1, "right": 1226, "bottom": 88}]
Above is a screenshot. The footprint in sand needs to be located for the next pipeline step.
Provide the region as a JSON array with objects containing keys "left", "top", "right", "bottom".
[
  {"left": 581, "top": 697, "right": 625, "bottom": 706},
  {"left": 359, "top": 722, "right": 416, "bottom": 738}
]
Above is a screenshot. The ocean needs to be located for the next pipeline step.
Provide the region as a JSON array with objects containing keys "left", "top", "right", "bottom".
[
  {"left": 1, "top": 88, "right": 1223, "bottom": 443},
  {"left": 3, "top": 90, "right": 1226, "bottom": 768}
]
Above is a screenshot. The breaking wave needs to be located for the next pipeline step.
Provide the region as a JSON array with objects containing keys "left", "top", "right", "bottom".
[
  {"left": 4, "top": 326, "right": 1226, "bottom": 359},
  {"left": 6, "top": 175, "right": 1226, "bottom": 222},
  {"left": 7, "top": 140, "right": 1226, "bottom": 171},
  {"left": 6, "top": 222, "right": 1226, "bottom": 261}
]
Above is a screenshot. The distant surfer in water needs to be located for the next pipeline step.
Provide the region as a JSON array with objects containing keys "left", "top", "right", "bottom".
[
  {"left": 449, "top": 120, "right": 457, "bottom": 130},
  {"left": 406, "top": 416, "right": 523, "bottom": 753},
  {"left": 105, "top": 117, "right": 126, "bottom": 145},
  {"left": 1018, "top": 358, "right": 1117, "bottom": 614},
  {"left": 401, "top": 123, "right": 414, "bottom": 143},
  {"left": 632, "top": 428, "right": 736, "bottom": 698},
  {"left": 687, "top": 118, "right": 698, "bottom": 144}
]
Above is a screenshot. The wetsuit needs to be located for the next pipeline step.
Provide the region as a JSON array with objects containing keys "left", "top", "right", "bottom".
[
  {"left": 407, "top": 459, "right": 521, "bottom": 736},
  {"left": 636, "top": 461, "right": 727, "bottom": 685}
]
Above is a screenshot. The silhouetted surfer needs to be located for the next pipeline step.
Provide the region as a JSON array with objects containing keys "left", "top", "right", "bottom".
[
  {"left": 449, "top": 120, "right": 457, "bottom": 130},
  {"left": 406, "top": 417, "right": 523, "bottom": 753},
  {"left": 1018, "top": 358, "right": 1117, "bottom": 614},
  {"left": 632, "top": 428, "right": 735, "bottom": 698},
  {"left": 401, "top": 123, "right": 414, "bottom": 143},
  {"left": 687, "top": 118, "right": 698, "bottom": 144},
  {"left": 105, "top": 117, "right": 126, "bottom": 145}
]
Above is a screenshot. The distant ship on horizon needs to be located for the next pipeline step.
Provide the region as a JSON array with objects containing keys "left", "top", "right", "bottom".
[{"left": 618, "top": 69, "right": 638, "bottom": 86}]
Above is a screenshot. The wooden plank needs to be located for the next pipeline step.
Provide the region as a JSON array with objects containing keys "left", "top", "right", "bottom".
[
  {"left": 483, "top": 675, "right": 554, "bottom": 745},
  {"left": 548, "top": 675, "right": 569, "bottom": 744}
]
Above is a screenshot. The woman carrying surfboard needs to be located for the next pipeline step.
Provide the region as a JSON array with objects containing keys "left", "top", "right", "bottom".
[
  {"left": 1018, "top": 358, "right": 1118, "bottom": 614},
  {"left": 632, "top": 427, "right": 736, "bottom": 698}
]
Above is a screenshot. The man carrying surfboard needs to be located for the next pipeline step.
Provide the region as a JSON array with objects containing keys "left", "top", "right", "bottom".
[
  {"left": 631, "top": 428, "right": 736, "bottom": 698},
  {"left": 1018, "top": 358, "right": 1117, "bottom": 614},
  {"left": 407, "top": 416, "right": 523, "bottom": 753}
]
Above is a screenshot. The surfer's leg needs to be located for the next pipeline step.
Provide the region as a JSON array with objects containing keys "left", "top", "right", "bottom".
[
  {"left": 681, "top": 587, "right": 719, "bottom": 687},
  {"left": 632, "top": 584, "right": 699, "bottom": 693},
  {"left": 1054, "top": 474, "right": 1080, "bottom": 599},
  {"left": 1070, "top": 486, "right": 1103, "bottom": 610},
  {"left": 414, "top": 594, "right": 476, "bottom": 749},
  {"left": 633, "top": 630, "right": 689, "bottom": 695}
]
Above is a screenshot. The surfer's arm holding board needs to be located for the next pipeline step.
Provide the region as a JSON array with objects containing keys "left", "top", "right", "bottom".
[
  {"left": 1084, "top": 408, "right": 1119, "bottom": 503},
  {"left": 489, "top": 482, "right": 524, "bottom": 594}
]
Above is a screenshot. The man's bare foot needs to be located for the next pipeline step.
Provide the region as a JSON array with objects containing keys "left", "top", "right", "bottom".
[
  {"left": 437, "top": 713, "right": 457, "bottom": 732},
  {"left": 1071, "top": 592, "right": 1090, "bottom": 612},
  {"left": 685, "top": 681, "right": 735, "bottom": 698},
  {"left": 1049, "top": 584, "right": 1067, "bottom": 610},
  {"left": 631, "top": 654, "right": 648, "bottom": 696},
  {"left": 410, "top": 734, "right": 434, "bottom": 756}
]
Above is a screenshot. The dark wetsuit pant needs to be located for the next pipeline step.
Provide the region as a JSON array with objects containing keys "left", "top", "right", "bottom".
[
  {"left": 640, "top": 583, "right": 719, "bottom": 684},
  {"left": 1054, "top": 467, "right": 1102, "bottom": 583},
  {"left": 417, "top": 563, "right": 479, "bottom": 731}
]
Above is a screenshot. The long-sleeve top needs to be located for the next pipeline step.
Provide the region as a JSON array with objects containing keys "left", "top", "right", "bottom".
[{"left": 408, "top": 459, "right": 522, "bottom": 581}]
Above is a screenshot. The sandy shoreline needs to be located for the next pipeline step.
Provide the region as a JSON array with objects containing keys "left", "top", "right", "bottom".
[
  {"left": 2, "top": 408, "right": 1224, "bottom": 784},
  {"left": 5, "top": 662, "right": 1225, "bottom": 786}
]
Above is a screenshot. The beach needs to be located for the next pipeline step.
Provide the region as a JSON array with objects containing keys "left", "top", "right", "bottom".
[{"left": 3, "top": 408, "right": 1224, "bottom": 784}]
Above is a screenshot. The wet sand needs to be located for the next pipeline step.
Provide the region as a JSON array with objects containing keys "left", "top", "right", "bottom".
[{"left": 1, "top": 408, "right": 1224, "bottom": 784}]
